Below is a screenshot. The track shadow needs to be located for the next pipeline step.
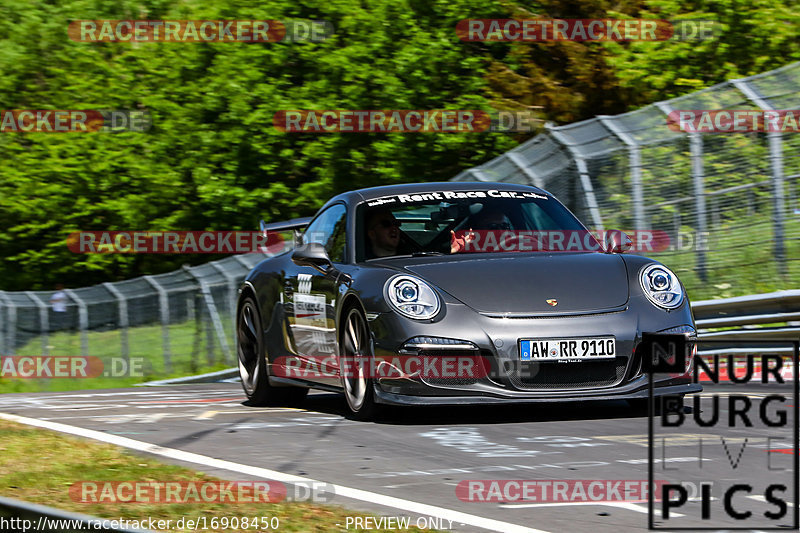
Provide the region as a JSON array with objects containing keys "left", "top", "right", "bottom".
[
  {"left": 373, "top": 400, "right": 656, "bottom": 425},
  {"left": 245, "top": 391, "right": 678, "bottom": 425},
  {"left": 237, "top": 389, "right": 698, "bottom": 425}
]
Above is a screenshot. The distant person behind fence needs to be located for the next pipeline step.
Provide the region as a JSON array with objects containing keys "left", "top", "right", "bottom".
[{"left": 50, "top": 284, "right": 68, "bottom": 330}]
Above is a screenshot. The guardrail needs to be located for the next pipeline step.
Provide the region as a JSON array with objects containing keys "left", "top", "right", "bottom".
[
  {"left": 693, "top": 290, "right": 800, "bottom": 326},
  {"left": 0, "top": 495, "right": 152, "bottom": 532},
  {"left": 692, "top": 290, "right": 800, "bottom": 356},
  {"left": 135, "top": 289, "right": 799, "bottom": 387}
]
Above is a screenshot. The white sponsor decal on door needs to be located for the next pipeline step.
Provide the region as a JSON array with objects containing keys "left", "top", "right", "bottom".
[{"left": 294, "top": 293, "right": 326, "bottom": 328}]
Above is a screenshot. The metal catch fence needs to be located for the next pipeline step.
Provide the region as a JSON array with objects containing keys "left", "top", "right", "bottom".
[
  {"left": 0, "top": 251, "right": 279, "bottom": 379},
  {"left": 453, "top": 61, "right": 800, "bottom": 299}
]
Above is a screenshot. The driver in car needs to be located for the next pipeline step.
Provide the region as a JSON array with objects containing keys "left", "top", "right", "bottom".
[{"left": 366, "top": 207, "right": 401, "bottom": 258}]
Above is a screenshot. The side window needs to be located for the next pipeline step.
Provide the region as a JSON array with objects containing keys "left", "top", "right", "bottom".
[{"left": 302, "top": 204, "right": 347, "bottom": 263}]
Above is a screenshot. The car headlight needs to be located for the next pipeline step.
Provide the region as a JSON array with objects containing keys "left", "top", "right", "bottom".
[
  {"left": 640, "top": 264, "right": 684, "bottom": 310},
  {"left": 385, "top": 275, "right": 441, "bottom": 320},
  {"left": 658, "top": 324, "right": 696, "bottom": 338},
  {"left": 657, "top": 325, "right": 696, "bottom": 375}
]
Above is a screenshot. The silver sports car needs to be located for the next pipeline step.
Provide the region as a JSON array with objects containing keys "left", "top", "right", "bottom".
[{"left": 237, "top": 182, "right": 700, "bottom": 419}]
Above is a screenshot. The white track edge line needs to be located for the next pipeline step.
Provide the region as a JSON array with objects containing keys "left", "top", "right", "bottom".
[{"left": 0, "top": 412, "right": 549, "bottom": 533}]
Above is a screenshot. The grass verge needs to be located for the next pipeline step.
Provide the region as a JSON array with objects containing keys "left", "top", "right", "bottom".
[
  {"left": 0, "top": 418, "right": 430, "bottom": 532},
  {"left": 0, "top": 322, "right": 230, "bottom": 394}
]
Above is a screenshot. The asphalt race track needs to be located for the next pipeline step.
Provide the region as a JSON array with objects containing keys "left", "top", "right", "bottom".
[{"left": 0, "top": 382, "right": 796, "bottom": 532}]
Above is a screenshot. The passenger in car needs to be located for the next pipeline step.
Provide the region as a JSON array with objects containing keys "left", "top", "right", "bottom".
[{"left": 450, "top": 208, "right": 513, "bottom": 253}]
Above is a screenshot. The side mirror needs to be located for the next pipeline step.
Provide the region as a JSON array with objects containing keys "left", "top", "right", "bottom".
[
  {"left": 293, "top": 228, "right": 304, "bottom": 248},
  {"left": 291, "top": 242, "right": 353, "bottom": 284},
  {"left": 291, "top": 242, "right": 333, "bottom": 274},
  {"left": 604, "top": 230, "right": 633, "bottom": 254}
]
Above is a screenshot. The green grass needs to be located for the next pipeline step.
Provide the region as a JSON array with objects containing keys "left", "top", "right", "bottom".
[
  {"left": 647, "top": 214, "right": 800, "bottom": 301},
  {"left": 0, "top": 418, "right": 431, "bottom": 532},
  {"left": 0, "top": 321, "right": 232, "bottom": 394}
]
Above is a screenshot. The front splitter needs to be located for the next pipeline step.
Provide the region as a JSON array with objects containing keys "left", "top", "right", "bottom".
[{"left": 374, "top": 382, "right": 702, "bottom": 405}]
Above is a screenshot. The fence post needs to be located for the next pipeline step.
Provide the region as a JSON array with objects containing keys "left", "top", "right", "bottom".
[
  {"left": 25, "top": 292, "right": 49, "bottom": 356},
  {"left": 143, "top": 276, "right": 171, "bottom": 373},
  {"left": 190, "top": 292, "right": 202, "bottom": 372},
  {"left": 598, "top": 116, "right": 646, "bottom": 231},
  {"left": 506, "top": 152, "right": 545, "bottom": 188},
  {"left": 766, "top": 131, "right": 786, "bottom": 277},
  {"left": 0, "top": 291, "right": 16, "bottom": 355},
  {"left": 183, "top": 267, "right": 233, "bottom": 365},
  {"left": 689, "top": 133, "right": 708, "bottom": 281},
  {"left": 64, "top": 289, "right": 89, "bottom": 356},
  {"left": 576, "top": 157, "right": 604, "bottom": 231},
  {"left": 103, "top": 282, "right": 129, "bottom": 364},
  {"left": 467, "top": 168, "right": 489, "bottom": 181},
  {"left": 211, "top": 262, "right": 239, "bottom": 358},
  {"left": 547, "top": 125, "right": 605, "bottom": 231},
  {"left": 206, "top": 305, "right": 214, "bottom": 366},
  {"left": 732, "top": 78, "right": 787, "bottom": 277},
  {"left": 628, "top": 144, "right": 645, "bottom": 231},
  {"left": 186, "top": 291, "right": 195, "bottom": 322}
]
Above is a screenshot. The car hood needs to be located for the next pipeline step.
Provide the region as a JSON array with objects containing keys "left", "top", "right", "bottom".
[{"left": 404, "top": 253, "right": 629, "bottom": 314}]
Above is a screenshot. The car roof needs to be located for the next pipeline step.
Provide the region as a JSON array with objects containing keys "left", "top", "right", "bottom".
[{"left": 323, "top": 181, "right": 550, "bottom": 208}]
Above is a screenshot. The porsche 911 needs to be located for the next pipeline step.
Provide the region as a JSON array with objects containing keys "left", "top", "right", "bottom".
[{"left": 236, "top": 182, "right": 700, "bottom": 419}]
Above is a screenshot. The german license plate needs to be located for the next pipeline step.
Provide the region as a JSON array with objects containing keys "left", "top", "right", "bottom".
[{"left": 519, "top": 337, "right": 616, "bottom": 362}]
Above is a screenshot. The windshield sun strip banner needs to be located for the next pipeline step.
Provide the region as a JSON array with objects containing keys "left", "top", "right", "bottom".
[{"left": 365, "top": 190, "right": 548, "bottom": 207}]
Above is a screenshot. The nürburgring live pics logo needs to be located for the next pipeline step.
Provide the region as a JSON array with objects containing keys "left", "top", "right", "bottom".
[{"left": 643, "top": 333, "right": 799, "bottom": 530}]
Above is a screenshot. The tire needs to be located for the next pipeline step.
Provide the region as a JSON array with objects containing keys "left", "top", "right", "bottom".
[
  {"left": 237, "top": 295, "right": 308, "bottom": 407},
  {"left": 339, "top": 306, "right": 381, "bottom": 420}
]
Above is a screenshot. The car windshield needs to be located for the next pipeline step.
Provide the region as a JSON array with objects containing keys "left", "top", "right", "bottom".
[{"left": 357, "top": 189, "right": 597, "bottom": 260}]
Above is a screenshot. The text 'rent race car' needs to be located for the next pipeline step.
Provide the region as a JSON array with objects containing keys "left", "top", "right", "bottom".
[{"left": 236, "top": 182, "right": 701, "bottom": 419}]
